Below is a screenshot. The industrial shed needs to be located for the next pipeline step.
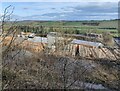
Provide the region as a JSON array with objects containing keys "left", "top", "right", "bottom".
[
  {"left": 64, "top": 39, "right": 118, "bottom": 60},
  {"left": 64, "top": 39, "right": 103, "bottom": 56},
  {"left": 67, "top": 39, "right": 103, "bottom": 56}
]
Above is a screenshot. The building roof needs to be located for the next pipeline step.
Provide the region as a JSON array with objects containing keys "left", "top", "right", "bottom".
[
  {"left": 28, "top": 37, "right": 48, "bottom": 43},
  {"left": 71, "top": 39, "right": 103, "bottom": 47}
]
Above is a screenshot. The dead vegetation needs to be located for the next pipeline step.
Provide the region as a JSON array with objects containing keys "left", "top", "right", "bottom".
[{"left": 2, "top": 51, "right": 119, "bottom": 90}]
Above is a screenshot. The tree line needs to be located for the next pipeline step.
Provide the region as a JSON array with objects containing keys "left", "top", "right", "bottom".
[{"left": 15, "top": 25, "right": 86, "bottom": 35}]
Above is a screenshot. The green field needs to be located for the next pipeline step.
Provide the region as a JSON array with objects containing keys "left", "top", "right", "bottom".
[{"left": 6, "top": 19, "right": 119, "bottom": 37}]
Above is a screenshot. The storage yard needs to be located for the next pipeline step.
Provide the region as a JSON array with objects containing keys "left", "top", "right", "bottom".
[{"left": 2, "top": 32, "right": 120, "bottom": 60}]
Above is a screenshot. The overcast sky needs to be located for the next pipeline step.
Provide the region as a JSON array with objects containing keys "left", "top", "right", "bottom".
[{"left": 1, "top": 1, "right": 119, "bottom": 21}]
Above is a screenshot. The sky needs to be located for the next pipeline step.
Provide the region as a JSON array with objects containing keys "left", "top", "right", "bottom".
[
  {"left": 1, "top": 1, "right": 119, "bottom": 21},
  {"left": 1, "top": 0, "right": 119, "bottom": 2}
]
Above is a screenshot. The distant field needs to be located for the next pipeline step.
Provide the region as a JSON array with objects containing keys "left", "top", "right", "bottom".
[
  {"left": 6, "top": 19, "right": 119, "bottom": 37},
  {"left": 15, "top": 19, "right": 118, "bottom": 28}
]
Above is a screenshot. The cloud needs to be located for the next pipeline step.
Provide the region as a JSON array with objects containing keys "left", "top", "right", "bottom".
[
  {"left": 5, "top": 2, "right": 118, "bottom": 21},
  {"left": 36, "top": 2, "right": 118, "bottom": 20},
  {"left": 42, "top": 13, "right": 60, "bottom": 17},
  {"left": 72, "top": 2, "right": 118, "bottom": 13},
  {"left": 23, "top": 7, "right": 29, "bottom": 10}
]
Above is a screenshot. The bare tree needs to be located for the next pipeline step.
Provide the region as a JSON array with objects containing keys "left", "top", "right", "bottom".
[{"left": 0, "top": 5, "right": 28, "bottom": 89}]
